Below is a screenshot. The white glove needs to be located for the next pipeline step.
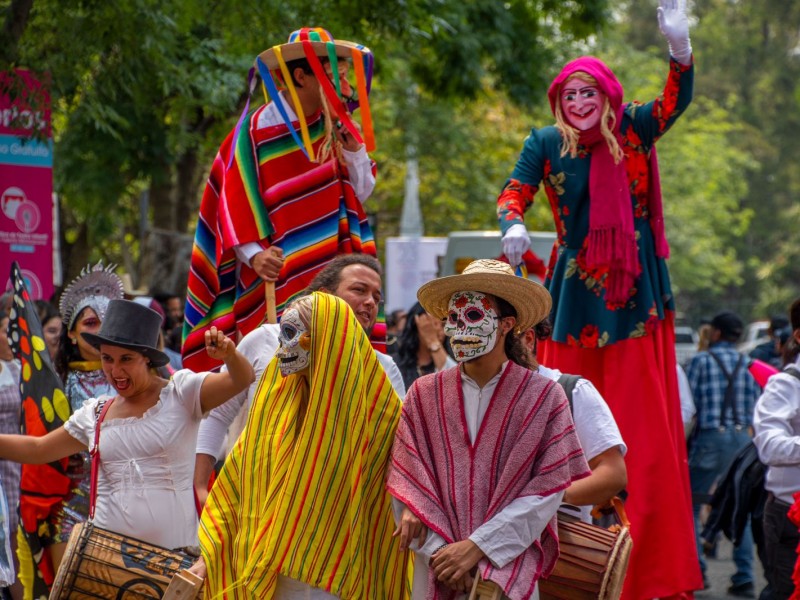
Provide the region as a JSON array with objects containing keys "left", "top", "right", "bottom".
[
  {"left": 657, "top": 0, "right": 692, "bottom": 65},
  {"left": 502, "top": 223, "right": 531, "bottom": 267}
]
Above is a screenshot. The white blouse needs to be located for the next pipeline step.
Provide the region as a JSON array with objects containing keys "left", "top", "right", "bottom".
[{"left": 64, "top": 370, "right": 208, "bottom": 549}]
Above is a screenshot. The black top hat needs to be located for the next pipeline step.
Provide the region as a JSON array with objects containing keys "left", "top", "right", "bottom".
[{"left": 82, "top": 299, "right": 170, "bottom": 367}]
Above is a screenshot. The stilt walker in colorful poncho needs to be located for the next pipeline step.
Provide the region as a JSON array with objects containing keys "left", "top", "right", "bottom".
[
  {"left": 387, "top": 259, "right": 590, "bottom": 600},
  {"left": 183, "top": 27, "right": 379, "bottom": 372},
  {"left": 196, "top": 292, "right": 410, "bottom": 599},
  {"left": 497, "top": 1, "right": 701, "bottom": 597}
]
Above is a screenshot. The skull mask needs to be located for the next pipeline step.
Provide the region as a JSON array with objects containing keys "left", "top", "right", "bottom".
[
  {"left": 276, "top": 308, "right": 311, "bottom": 376},
  {"left": 444, "top": 291, "right": 499, "bottom": 362}
]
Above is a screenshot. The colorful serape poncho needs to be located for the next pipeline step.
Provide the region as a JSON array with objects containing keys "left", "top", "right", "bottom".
[
  {"left": 387, "top": 363, "right": 589, "bottom": 600},
  {"left": 199, "top": 292, "right": 411, "bottom": 599},
  {"left": 183, "top": 104, "right": 377, "bottom": 372}
]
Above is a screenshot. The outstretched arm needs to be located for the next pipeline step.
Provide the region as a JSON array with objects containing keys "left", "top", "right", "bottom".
[
  {"left": 0, "top": 427, "right": 85, "bottom": 465},
  {"left": 497, "top": 126, "right": 551, "bottom": 266},
  {"left": 199, "top": 327, "right": 255, "bottom": 414}
]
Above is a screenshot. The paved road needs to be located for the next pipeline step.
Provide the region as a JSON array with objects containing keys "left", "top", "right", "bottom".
[{"left": 695, "top": 536, "right": 767, "bottom": 599}]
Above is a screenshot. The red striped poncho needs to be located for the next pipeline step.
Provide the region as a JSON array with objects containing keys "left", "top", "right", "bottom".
[
  {"left": 387, "top": 362, "right": 589, "bottom": 600},
  {"left": 183, "top": 104, "right": 377, "bottom": 372}
]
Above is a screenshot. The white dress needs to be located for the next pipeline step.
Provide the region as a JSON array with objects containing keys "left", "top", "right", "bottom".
[{"left": 64, "top": 370, "right": 208, "bottom": 549}]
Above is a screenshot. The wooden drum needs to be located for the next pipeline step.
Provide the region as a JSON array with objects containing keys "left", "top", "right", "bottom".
[
  {"left": 50, "top": 522, "right": 203, "bottom": 599},
  {"left": 539, "top": 511, "right": 632, "bottom": 600}
]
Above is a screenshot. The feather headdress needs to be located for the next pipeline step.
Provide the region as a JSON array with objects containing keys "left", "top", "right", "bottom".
[{"left": 58, "top": 262, "right": 124, "bottom": 330}]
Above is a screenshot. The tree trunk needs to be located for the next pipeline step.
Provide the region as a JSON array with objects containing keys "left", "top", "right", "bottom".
[
  {"left": 175, "top": 148, "right": 200, "bottom": 233},
  {"left": 139, "top": 228, "right": 193, "bottom": 297}
]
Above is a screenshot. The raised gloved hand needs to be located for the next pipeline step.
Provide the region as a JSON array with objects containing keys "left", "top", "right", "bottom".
[
  {"left": 657, "top": 0, "right": 692, "bottom": 65},
  {"left": 501, "top": 223, "right": 531, "bottom": 267}
]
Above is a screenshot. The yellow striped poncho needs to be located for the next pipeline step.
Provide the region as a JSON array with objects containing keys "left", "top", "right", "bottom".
[{"left": 199, "top": 292, "right": 411, "bottom": 599}]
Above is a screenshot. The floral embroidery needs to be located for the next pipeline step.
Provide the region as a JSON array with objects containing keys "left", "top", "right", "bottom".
[
  {"left": 497, "top": 178, "right": 537, "bottom": 225},
  {"left": 543, "top": 162, "right": 568, "bottom": 240},
  {"left": 580, "top": 324, "right": 599, "bottom": 347},
  {"left": 571, "top": 240, "right": 610, "bottom": 297},
  {"left": 652, "top": 59, "right": 687, "bottom": 132},
  {"left": 629, "top": 304, "right": 660, "bottom": 337},
  {"left": 546, "top": 171, "right": 566, "bottom": 196},
  {"left": 567, "top": 325, "right": 610, "bottom": 348},
  {"left": 624, "top": 141, "right": 650, "bottom": 218}
]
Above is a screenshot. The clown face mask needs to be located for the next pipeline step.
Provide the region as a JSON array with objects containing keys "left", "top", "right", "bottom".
[
  {"left": 444, "top": 291, "right": 499, "bottom": 362},
  {"left": 560, "top": 78, "right": 606, "bottom": 131},
  {"left": 276, "top": 309, "right": 311, "bottom": 376}
]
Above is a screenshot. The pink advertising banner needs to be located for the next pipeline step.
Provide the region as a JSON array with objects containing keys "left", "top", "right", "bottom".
[{"left": 0, "top": 69, "right": 54, "bottom": 300}]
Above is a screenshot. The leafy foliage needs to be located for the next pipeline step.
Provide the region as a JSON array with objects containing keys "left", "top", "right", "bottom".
[{"left": 4, "top": 0, "right": 799, "bottom": 325}]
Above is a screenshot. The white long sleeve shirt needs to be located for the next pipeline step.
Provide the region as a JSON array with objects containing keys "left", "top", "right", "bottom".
[
  {"left": 753, "top": 354, "right": 800, "bottom": 505},
  {"left": 393, "top": 363, "right": 563, "bottom": 600}
]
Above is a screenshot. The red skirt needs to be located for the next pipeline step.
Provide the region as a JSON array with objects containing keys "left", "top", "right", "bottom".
[{"left": 540, "top": 311, "right": 702, "bottom": 599}]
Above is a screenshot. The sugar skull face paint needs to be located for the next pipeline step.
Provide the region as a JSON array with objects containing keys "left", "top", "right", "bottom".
[
  {"left": 444, "top": 291, "right": 499, "bottom": 362},
  {"left": 276, "top": 309, "right": 311, "bottom": 376}
]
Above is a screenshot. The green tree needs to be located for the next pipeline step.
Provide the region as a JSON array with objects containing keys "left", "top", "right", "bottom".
[
  {"left": 2, "top": 0, "right": 611, "bottom": 294},
  {"left": 686, "top": 0, "right": 800, "bottom": 319}
]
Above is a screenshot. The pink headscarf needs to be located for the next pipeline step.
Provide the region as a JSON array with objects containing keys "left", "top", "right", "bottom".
[{"left": 548, "top": 56, "right": 669, "bottom": 305}]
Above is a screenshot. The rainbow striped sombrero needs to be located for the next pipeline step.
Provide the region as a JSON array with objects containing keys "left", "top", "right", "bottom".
[{"left": 250, "top": 27, "right": 375, "bottom": 160}]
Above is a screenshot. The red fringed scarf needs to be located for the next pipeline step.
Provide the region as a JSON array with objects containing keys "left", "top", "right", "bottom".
[{"left": 548, "top": 56, "right": 670, "bottom": 305}]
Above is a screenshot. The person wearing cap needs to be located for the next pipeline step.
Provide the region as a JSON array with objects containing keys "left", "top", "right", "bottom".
[
  {"left": 387, "top": 259, "right": 589, "bottom": 599},
  {"left": 0, "top": 299, "right": 254, "bottom": 551},
  {"left": 495, "top": 1, "right": 699, "bottom": 596},
  {"left": 685, "top": 310, "right": 761, "bottom": 596},
  {"left": 183, "top": 27, "right": 380, "bottom": 372},
  {"left": 195, "top": 293, "right": 409, "bottom": 599},
  {"left": 753, "top": 297, "right": 800, "bottom": 598}
]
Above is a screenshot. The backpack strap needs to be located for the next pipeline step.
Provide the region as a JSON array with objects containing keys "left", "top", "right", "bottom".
[
  {"left": 557, "top": 373, "right": 582, "bottom": 416},
  {"left": 784, "top": 365, "right": 800, "bottom": 382}
]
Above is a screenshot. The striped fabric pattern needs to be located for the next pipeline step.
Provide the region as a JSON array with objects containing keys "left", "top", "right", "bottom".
[
  {"left": 200, "top": 293, "right": 410, "bottom": 599},
  {"left": 183, "top": 106, "right": 377, "bottom": 372},
  {"left": 387, "top": 363, "right": 590, "bottom": 600}
]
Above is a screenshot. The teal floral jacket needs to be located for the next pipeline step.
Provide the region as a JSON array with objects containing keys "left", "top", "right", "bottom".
[{"left": 497, "top": 58, "right": 694, "bottom": 348}]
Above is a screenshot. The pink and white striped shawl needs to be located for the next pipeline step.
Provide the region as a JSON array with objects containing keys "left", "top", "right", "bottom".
[{"left": 387, "top": 361, "right": 589, "bottom": 600}]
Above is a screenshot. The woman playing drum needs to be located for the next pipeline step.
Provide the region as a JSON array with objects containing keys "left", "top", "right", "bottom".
[{"left": 0, "top": 299, "right": 254, "bottom": 550}]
